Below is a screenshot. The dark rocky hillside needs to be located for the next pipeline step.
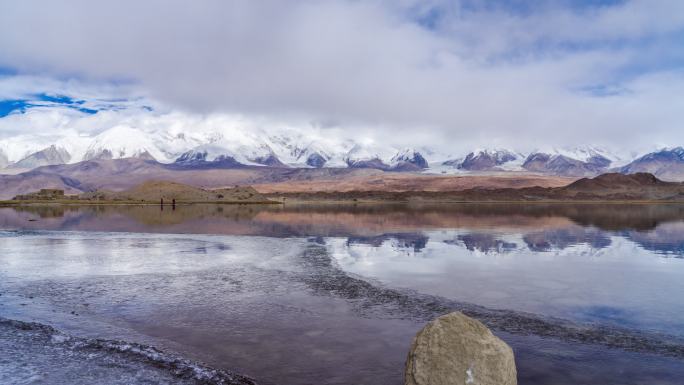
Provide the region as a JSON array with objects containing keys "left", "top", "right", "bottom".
[
  {"left": 522, "top": 153, "right": 611, "bottom": 177},
  {"left": 619, "top": 147, "right": 684, "bottom": 181},
  {"left": 458, "top": 150, "right": 517, "bottom": 171}
]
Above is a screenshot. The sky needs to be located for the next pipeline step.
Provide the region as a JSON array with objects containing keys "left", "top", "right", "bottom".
[{"left": 0, "top": 0, "right": 683, "bottom": 154}]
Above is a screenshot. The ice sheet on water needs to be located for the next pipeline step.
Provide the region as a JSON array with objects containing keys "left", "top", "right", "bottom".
[{"left": 0, "top": 317, "right": 256, "bottom": 385}]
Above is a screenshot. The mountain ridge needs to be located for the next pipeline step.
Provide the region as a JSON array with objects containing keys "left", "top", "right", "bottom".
[
  {"left": 0, "top": 157, "right": 573, "bottom": 200},
  {"left": 1, "top": 125, "right": 683, "bottom": 180},
  {"left": 2, "top": 156, "right": 680, "bottom": 202}
]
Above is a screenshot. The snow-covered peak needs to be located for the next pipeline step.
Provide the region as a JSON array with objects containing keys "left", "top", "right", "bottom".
[
  {"left": 390, "top": 148, "right": 417, "bottom": 164},
  {"left": 530, "top": 146, "right": 629, "bottom": 167},
  {"left": 344, "top": 143, "right": 391, "bottom": 163},
  {"left": 390, "top": 148, "right": 428, "bottom": 169},
  {"left": 0, "top": 148, "right": 7, "bottom": 168},
  {"left": 659, "top": 146, "right": 684, "bottom": 159},
  {"left": 286, "top": 142, "right": 335, "bottom": 168},
  {"left": 446, "top": 148, "right": 523, "bottom": 171},
  {"left": 84, "top": 126, "right": 170, "bottom": 162}
]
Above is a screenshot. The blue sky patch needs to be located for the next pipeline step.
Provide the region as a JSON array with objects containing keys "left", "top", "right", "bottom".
[
  {"left": 36, "top": 93, "right": 80, "bottom": 105},
  {"left": 0, "top": 100, "right": 30, "bottom": 117},
  {"left": 0, "top": 66, "right": 19, "bottom": 77},
  {"left": 0, "top": 93, "right": 100, "bottom": 117}
]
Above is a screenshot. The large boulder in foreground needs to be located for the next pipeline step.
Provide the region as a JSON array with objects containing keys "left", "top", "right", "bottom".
[{"left": 405, "top": 312, "right": 517, "bottom": 385}]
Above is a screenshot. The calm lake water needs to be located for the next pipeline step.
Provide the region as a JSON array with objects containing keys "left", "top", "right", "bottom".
[{"left": 2, "top": 203, "right": 684, "bottom": 384}]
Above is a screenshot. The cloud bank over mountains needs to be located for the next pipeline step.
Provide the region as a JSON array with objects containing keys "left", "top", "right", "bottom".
[{"left": 0, "top": 0, "right": 683, "bottom": 153}]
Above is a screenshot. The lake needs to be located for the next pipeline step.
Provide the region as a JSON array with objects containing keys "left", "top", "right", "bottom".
[{"left": 2, "top": 203, "right": 684, "bottom": 384}]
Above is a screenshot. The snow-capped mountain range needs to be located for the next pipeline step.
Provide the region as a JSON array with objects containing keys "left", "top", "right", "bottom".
[
  {"left": 0, "top": 124, "right": 683, "bottom": 179},
  {"left": 0, "top": 122, "right": 438, "bottom": 170}
]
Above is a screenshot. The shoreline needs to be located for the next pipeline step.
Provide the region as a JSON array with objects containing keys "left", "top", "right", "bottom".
[
  {"left": 3, "top": 198, "right": 684, "bottom": 207},
  {"left": 271, "top": 197, "right": 684, "bottom": 204},
  {"left": 0, "top": 316, "right": 256, "bottom": 385},
  {"left": 0, "top": 200, "right": 281, "bottom": 207}
]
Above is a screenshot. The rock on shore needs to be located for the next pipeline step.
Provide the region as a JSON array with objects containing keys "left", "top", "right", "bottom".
[{"left": 405, "top": 312, "right": 517, "bottom": 385}]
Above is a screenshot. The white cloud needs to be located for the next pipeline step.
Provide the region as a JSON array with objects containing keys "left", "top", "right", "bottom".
[{"left": 0, "top": 0, "right": 683, "bottom": 151}]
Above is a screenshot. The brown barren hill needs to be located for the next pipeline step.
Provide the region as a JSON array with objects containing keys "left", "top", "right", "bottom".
[
  {"left": 81, "top": 181, "right": 273, "bottom": 203},
  {"left": 565, "top": 172, "right": 666, "bottom": 191},
  {"left": 252, "top": 172, "right": 575, "bottom": 193},
  {"left": 268, "top": 173, "right": 684, "bottom": 202},
  {"left": 456, "top": 172, "right": 684, "bottom": 201}
]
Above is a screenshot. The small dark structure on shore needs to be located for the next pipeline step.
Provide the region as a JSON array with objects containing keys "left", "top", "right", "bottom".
[{"left": 160, "top": 198, "right": 176, "bottom": 211}]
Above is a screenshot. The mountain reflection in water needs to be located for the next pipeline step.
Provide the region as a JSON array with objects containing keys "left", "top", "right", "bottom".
[
  {"left": 2, "top": 203, "right": 684, "bottom": 256},
  {"left": 3, "top": 203, "right": 684, "bottom": 385}
]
